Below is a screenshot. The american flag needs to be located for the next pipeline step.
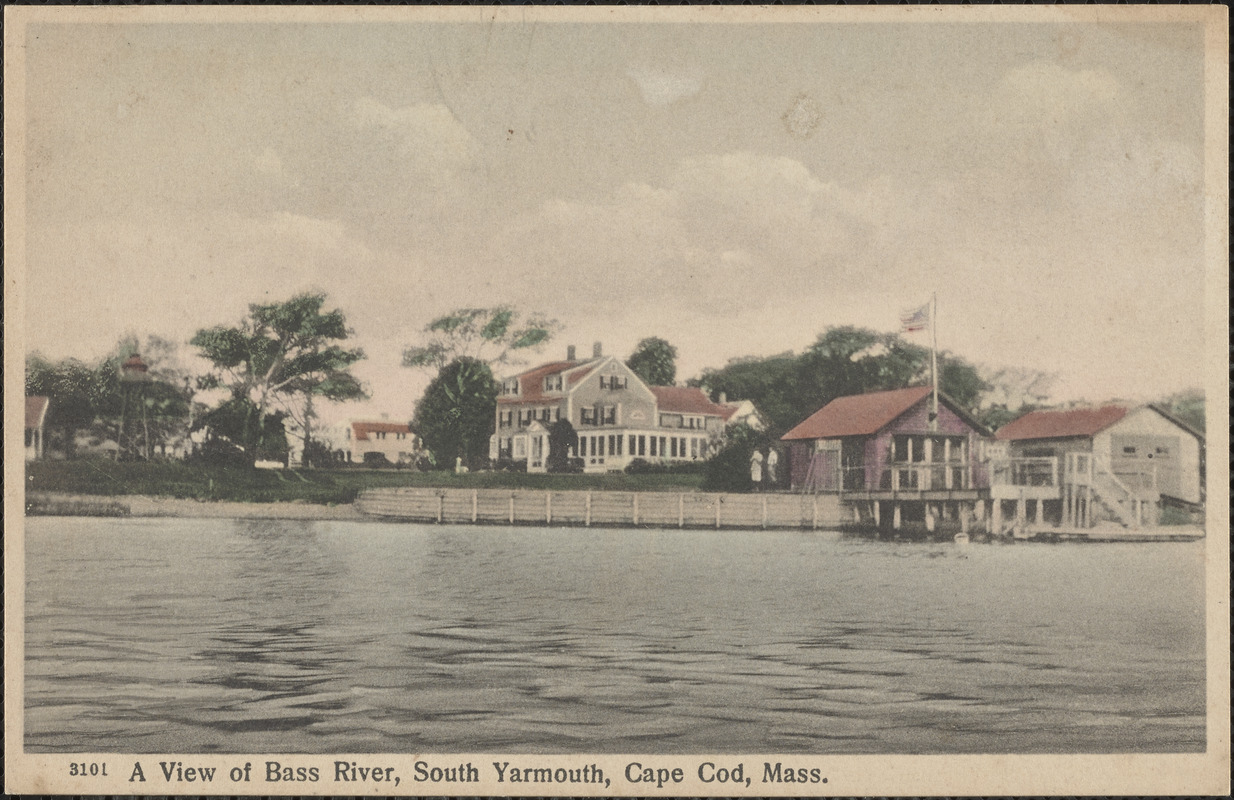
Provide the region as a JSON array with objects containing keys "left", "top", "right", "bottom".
[{"left": 900, "top": 302, "right": 930, "bottom": 333}]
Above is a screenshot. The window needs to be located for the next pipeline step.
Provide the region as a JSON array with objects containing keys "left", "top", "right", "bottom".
[
  {"left": 499, "top": 410, "right": 512, "bottom": 428},
  {"left": 603, "top": 406, "right": 616, "bottom": 425},
  {"left": 552, "top": 407, "right": 560, "bottom": 422},
  {"left": 638, "top": 435, "right": 646, "bottom": 456},
  {"left": 514, "top": 438, "right": 526, "bottom": 457},
  {"left": 670, "top": 438, "right": 678, "bottom": 458},
  {"left": 396, "top": 432, "right": 406, "bottom": 440},
  {"left": 1123, "top": 446, "right": 1137, "bottom": 455},
  {"left": 690, "top": 438, "right": 699, "bottom": 459},
  {"left": 1155, "top": 446, "right": 1170, "bottom": 455},
  {"left": 376, "top": 431, "right": 387, "bottom": 440},
  {"left": 544, "top": 374, "right": 563, "bottom": 392},
  {"left": 581, "top": 407, "right": 596, "bottom": 425},
  {"left": 613, "top": 435, "right": 622, "bottom": 456},
  {"left": 649, "top": 436, "right": 657, "bottom": 457},
  {"left": 579, "top": 437, "right": 587, "bottom": 457},
  {"left": 502, "top": 378, "right": 519, "bottom": 395}
]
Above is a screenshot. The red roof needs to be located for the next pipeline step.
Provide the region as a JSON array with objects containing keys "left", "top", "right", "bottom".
[
  {"left": 352, "top": 420, "right": 411, "bottom": 441},
  {"left": 26, "top": 395, "right": 49, "bottom": 429},
  {"left": 781, "top": 386, "right": 933, "bottom": 440},
  {"left": 497, "top": 359, "right": 598, "bottom": 405},
  {"left": 650, "top": 385, "right": 728, "bottom": 417},
  {"left": 995, "top": 405, "right": 1128, "bottom": 441}
]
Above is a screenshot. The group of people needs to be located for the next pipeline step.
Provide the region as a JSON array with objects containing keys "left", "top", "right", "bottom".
[{"left": 749, "top": 447, "right": 779, "bottom": 490}]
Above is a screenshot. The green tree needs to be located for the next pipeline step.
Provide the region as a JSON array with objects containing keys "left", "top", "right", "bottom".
[
  {"left": 191, "top": 293, "right": 365, "bottom": 467},
  {"left": 25, "top": 354, "right": 98, "bottom": 457},
  {"left": 1157, "top": 388, "right": 1204, "bottom": 434},
  {"left": 626, "top": 336, "right": 678, "bottom": 386},
  {"left": 694, "top": 325, "right": 990, "bottom": 436},
  {"left": 402, "top": 306, "right": 560, "bottom": 372},
  {"left": 192, "top": 394, "right": 289, "bottom": 464},
  {"left": 413, "top": 358, "right": 498, "bottom": 469},
  {"left": 701, "top": 423, "right": 768, "bottom": 493},
  {"left": 691, "top": 352, "right": 800, "bottom": 434},
  {"left": 546, "top": 418, "right": 579, "bottom": 473}
]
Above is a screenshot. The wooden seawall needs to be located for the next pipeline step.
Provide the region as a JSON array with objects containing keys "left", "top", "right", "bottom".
[{"left": 356, "top": 487, "right": 846, "bottom": 530}]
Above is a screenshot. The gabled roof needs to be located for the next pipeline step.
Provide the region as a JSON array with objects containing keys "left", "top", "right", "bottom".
[
  {"left": 718, "top": 399, "right": 753, "bottom": 422},
  {"left": 782, "top": 386, "right": 933, "bottom": 440},
  {"left": 994, "top": 405, "right": 1128, "bottom": 441},
  {"left": 498, "top": 358, "right": 602, "bottom": 405},
  {"left": 26, "top": 395, "right": 49, "bottom": 429},
  {"left": 1146, "top": 404, "right": 1205, "bottom": 442},
  {"left": 649, "top": 385, "right": 729, "bottom": 417},
  {"left": 352, "top": 420, "right": 412, "bottom": 441}
]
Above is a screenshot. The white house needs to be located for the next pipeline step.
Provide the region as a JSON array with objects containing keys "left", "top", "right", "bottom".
[
  {"left": 491, "top": 344, "right": 752, "bottom": 473},
  {"left": 344, "top": 418, "right": 420, "bottom": 465}
]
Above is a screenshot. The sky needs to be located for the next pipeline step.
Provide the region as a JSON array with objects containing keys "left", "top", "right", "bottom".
[{"left": 16, "top": 11, "right": 1217, "bottom": 426}]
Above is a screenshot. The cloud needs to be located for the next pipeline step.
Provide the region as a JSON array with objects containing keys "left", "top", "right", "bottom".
[
  {"left": 350, "top": 97, "right": 477, "bottom": 178},
  {"left": 627, "top": 66, "right": 702, "bottom": 106}
]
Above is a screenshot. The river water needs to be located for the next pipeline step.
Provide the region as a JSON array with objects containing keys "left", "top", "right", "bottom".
[{"left": 24, "top": 516, "right": 1204, "bottom": 754}]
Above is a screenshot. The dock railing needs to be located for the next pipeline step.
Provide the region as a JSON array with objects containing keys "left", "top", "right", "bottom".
[
  {"left": 875, "top": 462, "right": 973, "bottom": 492},
  {"left": 989, "top": 456, "right": 1059, "bottom": 488}
]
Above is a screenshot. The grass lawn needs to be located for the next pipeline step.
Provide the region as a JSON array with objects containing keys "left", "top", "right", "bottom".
[{"left": 26, "top": 458, "right": 705, "bottom": 505}]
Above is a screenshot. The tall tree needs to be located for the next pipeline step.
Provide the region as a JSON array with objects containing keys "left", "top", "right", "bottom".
[
  {"left": 191, "top": 293, "right": 365, "bottom": 466},
  {"left": 626, "top": 336, "right": 678, "bottom": 386},
  {"left": 402, "top": 306, "right": 560, "bottom": 372},
  {"left": 413, "top": 358, "right": 498, "bottom": 469},
  {"left": 694, "top": 325, "right": 990, "bottom": 436},
  {"left": 25, "top": 354, "right": 98, "bottom": 457}
]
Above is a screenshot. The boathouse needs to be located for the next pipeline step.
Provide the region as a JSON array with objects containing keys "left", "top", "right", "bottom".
[
  {"left": 781, "top": 386, "right": 992, "bottom": 532},
  {"left": 991, "top": 404, "right": 1204, "bottom": 528}
]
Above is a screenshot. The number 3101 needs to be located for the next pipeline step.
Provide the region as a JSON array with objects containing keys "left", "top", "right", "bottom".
[{"left": 69, "top": 762, "right": 108, "bottom": 777}]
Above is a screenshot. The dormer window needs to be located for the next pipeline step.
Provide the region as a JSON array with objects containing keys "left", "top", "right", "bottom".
[
  {"left": 544, "top": 374, "right": 563, "bottom": 392},
  {"left": 502, "top": 378, "right": 519, "bottom": 395}
]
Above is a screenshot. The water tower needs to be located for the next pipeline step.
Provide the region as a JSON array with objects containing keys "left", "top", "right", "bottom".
[{"left": 118, "top": 353, "right": 151, "bottom": 460}]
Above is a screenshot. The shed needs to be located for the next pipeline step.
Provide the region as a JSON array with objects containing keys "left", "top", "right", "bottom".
[
  {"left": 995, "top": 404, "right": 1203, "bottom": 506},
  {"left": 782, "top": 386, "right": 992, "bottom": 494}
]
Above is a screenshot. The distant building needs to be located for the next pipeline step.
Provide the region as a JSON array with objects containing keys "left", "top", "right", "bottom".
[
  {"left": 717, "top": 394, "right": 766, "bottom": 430},
  {"left": 344, "top": 418, "right": 420, "bottom": 466},
  {"left": 490, "top": 343, "right": 745, "bottom": 473},
  {"left": 25, "top": 395, "right": 49, "bottom": 461}
]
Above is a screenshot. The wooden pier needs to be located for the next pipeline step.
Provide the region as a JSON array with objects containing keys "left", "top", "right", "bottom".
[{"left": 356, "top": 487, "right": 846, "bottom": 530}]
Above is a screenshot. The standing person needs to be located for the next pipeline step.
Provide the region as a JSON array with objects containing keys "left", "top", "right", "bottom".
[
  {"left": 750, "top": 449, "right": 764, "bottom": 490},
  {"left": 765, "top": 448, "right": 778, "bottom": 489}
]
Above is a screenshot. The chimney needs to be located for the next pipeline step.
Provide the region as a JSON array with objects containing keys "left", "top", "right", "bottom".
[
  {"left": 567, "top": 344, "right": 576, "bottom": 361},
  {"left": 593, "top": 341, "right": 602, "bottom": 358},
  {"left": 719, "top": 391, "right": 727, "bottom": 404}
]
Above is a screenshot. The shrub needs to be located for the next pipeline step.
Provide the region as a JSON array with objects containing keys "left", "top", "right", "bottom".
[
  {"left": 625, "top": 458, "right": 706, "bottom": 475},
  {"left": 362, "top": 451, "right": 391, "bottom": 467},
  {"left": 189, "top": 439, "right": 251, "bottom": 469}
]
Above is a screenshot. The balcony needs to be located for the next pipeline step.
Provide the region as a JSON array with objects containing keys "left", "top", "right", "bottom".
[{"left": 836, "top": 461, "right": 978, "bottom": 500}]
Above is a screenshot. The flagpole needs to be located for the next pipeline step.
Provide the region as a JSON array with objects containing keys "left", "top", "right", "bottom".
[{"left": 930, "top": 292, "right": 939, "bottom": 432}]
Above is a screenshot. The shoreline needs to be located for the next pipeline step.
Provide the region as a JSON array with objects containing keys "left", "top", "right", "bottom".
[{"left": 25, "top": 492, "right": 366, "bottom": 521}]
